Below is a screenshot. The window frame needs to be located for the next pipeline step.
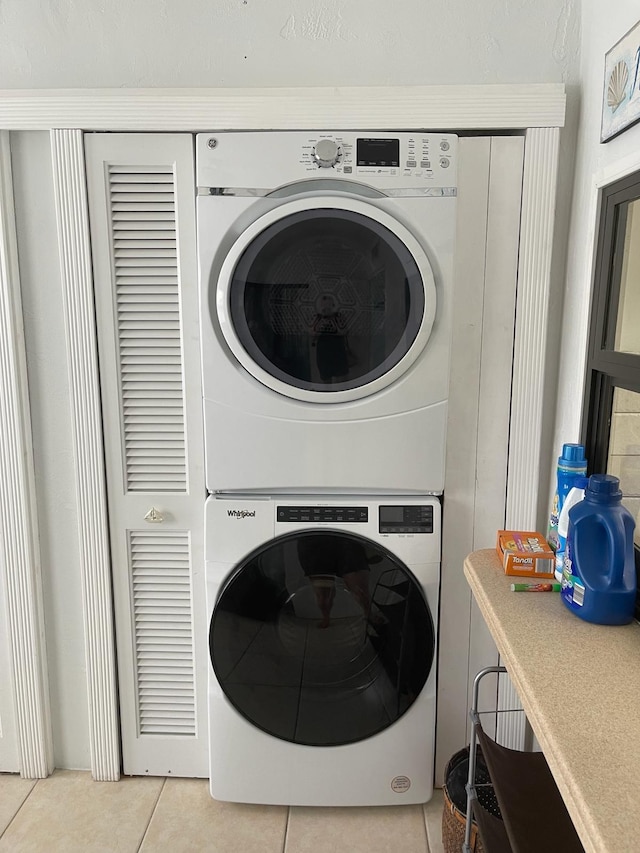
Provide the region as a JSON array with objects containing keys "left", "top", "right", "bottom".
[{"left": 581, "top": 169, "right": 640, "bottom": 616}]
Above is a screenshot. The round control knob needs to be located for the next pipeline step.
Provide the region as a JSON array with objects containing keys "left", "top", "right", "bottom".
[{"left": 313, "top": 139, "right": 341, "bottom": 168}]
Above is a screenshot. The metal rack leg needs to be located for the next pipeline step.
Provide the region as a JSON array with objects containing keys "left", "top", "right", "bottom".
[{"left": 462, "top": 666, "right": 507, "bottom": 853}]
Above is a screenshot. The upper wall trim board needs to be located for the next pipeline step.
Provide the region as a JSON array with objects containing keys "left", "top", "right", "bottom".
[{"left": 0, "top": 85, "right": 566, "bottom": 130}]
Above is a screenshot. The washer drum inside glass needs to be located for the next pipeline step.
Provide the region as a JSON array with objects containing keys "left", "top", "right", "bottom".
[{"left": 210, "top": 530, "right": 436, "bottom": 747}]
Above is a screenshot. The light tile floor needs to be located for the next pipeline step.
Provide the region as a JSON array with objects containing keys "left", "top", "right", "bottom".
[{"left": 0, "top": 772, "right": 445, "bottom": 853}]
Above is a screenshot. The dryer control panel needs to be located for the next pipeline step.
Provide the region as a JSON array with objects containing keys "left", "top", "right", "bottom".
[{"left": 196, "top": 131, "right": 457, "bottom": 193}]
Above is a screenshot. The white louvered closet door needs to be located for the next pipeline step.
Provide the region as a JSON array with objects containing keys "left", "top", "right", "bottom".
[{"left": 85, "top": 134, "right": 207, "bottom": 777}]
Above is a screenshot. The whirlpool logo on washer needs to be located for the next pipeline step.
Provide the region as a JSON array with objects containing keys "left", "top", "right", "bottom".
[{"left": 227, "top": 509, "right": 257, "bottom": 519}]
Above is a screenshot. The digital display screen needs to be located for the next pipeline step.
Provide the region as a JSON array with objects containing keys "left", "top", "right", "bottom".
[
  {"left": 357, "top": 138, "right": 400, "bottom": 167},
  {"left": 379, "top": 505, "right": 433, "bottom": 534},
  {"left": 380, "top": 506, "right": 405, "bottom": 523}
]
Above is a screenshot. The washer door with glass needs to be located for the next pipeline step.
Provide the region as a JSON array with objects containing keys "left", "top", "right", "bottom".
[
  {"left": 215, "top": 196, "right": 437, "bottom": 403},
  {"left": 209, "top": 530, "right": 435, "bottom": 747}
]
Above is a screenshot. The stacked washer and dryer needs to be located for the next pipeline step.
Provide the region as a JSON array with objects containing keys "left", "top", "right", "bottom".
[{"left": 196, "top": 131, "right": 458, "bottom": 806}]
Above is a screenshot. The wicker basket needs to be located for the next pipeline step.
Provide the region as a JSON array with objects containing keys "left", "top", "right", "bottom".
[
  {"left": 442, "top": 786, "right": 483, "bottom": 853},
  {"left": 441, "top": 745, "right": 500, "bottom": 853}
]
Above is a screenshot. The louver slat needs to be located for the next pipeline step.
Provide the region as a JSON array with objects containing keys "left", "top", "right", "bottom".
[
  {"left": 114, "top": 240, "right": 178, "bottom": 249},
  {"left": 130, "top": 532, "right": 195, "bottom": 736},
  {"left": 113, "top": 214, "right": 176, "bottom": 224},
  {"left": 108, "top": 165, "right": 187, "bottom": 492}
]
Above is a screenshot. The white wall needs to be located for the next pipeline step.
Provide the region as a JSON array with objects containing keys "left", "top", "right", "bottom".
[
  {"left": 553, "top": 3, "right": 640, "bottom": 484},
  {"left": 1, "top": 0, "right": 578, "bottom": 89},
  {"left": 4, "top": 1, "right": 580, "bottom": 771}
]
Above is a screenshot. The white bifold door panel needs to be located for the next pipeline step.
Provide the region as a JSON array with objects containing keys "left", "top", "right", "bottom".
[
  {"left": 436, "top": 136, "right": 525, "bottom": 783},
  {"left": 85, "top": 133, "right": 207, "bottom": 777}
]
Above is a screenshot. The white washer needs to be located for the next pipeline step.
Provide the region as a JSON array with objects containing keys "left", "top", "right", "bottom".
[
  {"left": 197, "top": 131, "right": 457, "bottom": 494},
  {"left": 206, "top": 494, "right": 440, "bottom": 806}
]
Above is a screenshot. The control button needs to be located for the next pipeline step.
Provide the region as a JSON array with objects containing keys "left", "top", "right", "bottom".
[
  {"left": 440, "top": 140, "right": 450, "bottom": 151},
  {"left": 439, "top": 157, "right": 450, "bottom": 168},
  {"left": 406, "top": 160, "right": 416, "bottom": 168},
  {"left": 421, "top": 160, "right": 431, "bottom": 169},
  {"left": 343, "top": 166, "right": 352, "bottom": 173}
]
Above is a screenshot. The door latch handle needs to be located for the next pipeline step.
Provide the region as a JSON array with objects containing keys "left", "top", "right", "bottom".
[{"left": 144, "top": 507, "right": 164, "bottom": 523}]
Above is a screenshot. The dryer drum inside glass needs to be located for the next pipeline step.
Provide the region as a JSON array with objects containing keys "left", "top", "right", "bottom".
[{"left": 224, "top": 208, "right": 428, "bottom": 394}]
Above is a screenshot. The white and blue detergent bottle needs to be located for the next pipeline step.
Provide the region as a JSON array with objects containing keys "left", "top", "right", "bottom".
[{"left": 548, "top": 443, "right": 587, "bottom": 554}]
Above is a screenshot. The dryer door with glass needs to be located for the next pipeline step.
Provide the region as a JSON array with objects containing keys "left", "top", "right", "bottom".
[
  {"left": 215, "top": 196, "right": 437, "bottom": 403},
  {"left": 209, "top": 529, "right": 435, "bottom": 746}
]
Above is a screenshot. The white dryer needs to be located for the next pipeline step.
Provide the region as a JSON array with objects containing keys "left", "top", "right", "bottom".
[
  {"left": 206, "top": 494, "right": 440, "bottom": 806},
  {"left": 197, "top": 131, "right": 457, "bottom": 494}
]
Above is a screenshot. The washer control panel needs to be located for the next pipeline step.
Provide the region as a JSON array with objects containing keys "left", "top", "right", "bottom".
[
  {"left": 379, "top": 505, "right": 433, "bottom": 534},
  {"left": 277, "top": 506, "right": 368, "bottom": 523},
  {"left": 196, "top": 131, "right": 458, "bottom": 191}
]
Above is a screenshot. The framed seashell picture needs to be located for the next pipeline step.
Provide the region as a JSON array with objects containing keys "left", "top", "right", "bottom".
[{"left": 601, "top": 19, "right": 640, "bottom": 142}]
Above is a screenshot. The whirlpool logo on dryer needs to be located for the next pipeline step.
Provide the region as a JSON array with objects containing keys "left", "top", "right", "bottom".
[{"left": 227, "top": 509, "right": 256, "bottom": 519}]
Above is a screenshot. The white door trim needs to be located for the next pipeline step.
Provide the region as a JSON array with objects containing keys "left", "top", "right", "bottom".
[
  {"left": 0, "top": 130, "right": 53, "bottom": 778},
  {"left": 50, "top": 129, "right": 120, "bottom": 781},
  {"left": 0, "top": 86, "right": 564, "bottom": 780}
]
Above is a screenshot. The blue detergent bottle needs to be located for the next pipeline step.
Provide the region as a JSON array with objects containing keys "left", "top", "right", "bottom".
[
  {"left": 548, "top": 443, "right": 587, "bottom": 552},
  {"left": 561, "top": 474, "right": 637, "bottom": 625}
]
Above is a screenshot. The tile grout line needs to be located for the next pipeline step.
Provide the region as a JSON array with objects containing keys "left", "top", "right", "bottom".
[
  {"left": 281, "top": 806, "right": 291, "bottom": 853},
  {"left": 422, "top": 803, "right": 431, "bottom": 853},
  {"left": 0, "top": 776, "right": 40, "bottom": 840},
  {"left": 135, "top": 777, "right": 167, "bottom": 852}
]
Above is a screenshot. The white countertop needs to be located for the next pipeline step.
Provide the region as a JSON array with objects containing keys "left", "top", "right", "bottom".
[{"left": 464, "top": 549, "right": 640, "bottom": 853}]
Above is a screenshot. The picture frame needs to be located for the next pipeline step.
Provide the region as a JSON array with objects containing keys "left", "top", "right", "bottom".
[{"left": 601, "top": 19, "right": 640, "bottom": 143}]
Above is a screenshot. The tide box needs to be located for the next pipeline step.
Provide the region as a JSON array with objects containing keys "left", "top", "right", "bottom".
[{"left": 496, "top": 530, "right": 555, "bottom": 578}]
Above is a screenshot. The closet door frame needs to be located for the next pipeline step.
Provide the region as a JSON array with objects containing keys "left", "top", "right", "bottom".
[
  {"left": 0, "top": 131, "right": 53, "bottom": 778},
  {"left": 0, "top": 86, "right": 564, "bottom": 779}
]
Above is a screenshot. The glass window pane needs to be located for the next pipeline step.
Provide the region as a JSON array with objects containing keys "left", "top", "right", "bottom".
[
  {"left": 229, "top": 209, "right": 426, "bottom": 392},
  {"left": 615, "top": 200, "right": 640, "bottom": 355},
  {"left": 607, "top": 388, "right": 640, "bottom": 547}
]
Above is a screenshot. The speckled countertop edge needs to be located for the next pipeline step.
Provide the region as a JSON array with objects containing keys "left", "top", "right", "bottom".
[{"left": 464, "top": 549, "right": 640, "bottom": 853}]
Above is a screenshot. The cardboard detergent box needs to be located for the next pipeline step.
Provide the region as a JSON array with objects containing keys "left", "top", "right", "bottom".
[{"left": 496, "top": 530, "right": 556, "bottom": 578}]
